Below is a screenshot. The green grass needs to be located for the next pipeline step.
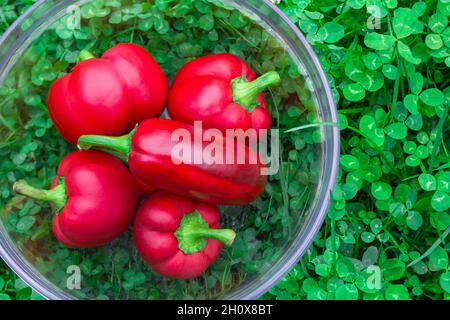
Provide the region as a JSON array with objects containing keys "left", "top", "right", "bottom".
[{"left": 0, "top": 0, "right": 449, "bottom": 300}]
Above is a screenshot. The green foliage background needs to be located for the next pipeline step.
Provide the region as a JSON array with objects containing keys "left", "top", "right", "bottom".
[{"left": 0, "top": 0, "right": 449, "bottom": 300}]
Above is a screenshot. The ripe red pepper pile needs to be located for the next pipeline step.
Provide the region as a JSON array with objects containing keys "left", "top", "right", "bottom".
[{"left": 13, "top": 43, "right": 280, "bottom": 280}]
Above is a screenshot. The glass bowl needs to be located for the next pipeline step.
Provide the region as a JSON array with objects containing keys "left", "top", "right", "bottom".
[{"left": 0, "top": 0, "right": 339, "bottom": 300}]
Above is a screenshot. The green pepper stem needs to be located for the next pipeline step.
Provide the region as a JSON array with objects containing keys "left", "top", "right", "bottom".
[
  {"left": 175, "top": 211, "right": 236, "bottom": 254},
  {"left": 13, "top": 179, "right": 67, "bottom": 213},
  {"left": 185, "top": 228, "right": 236, "bottom": 247},
  {"left": 231, "top": 71, "right": 281, "bottom": 112},
  {"left": 79, "top": 50, "right": 96, "bottom": 62},
  {"left": 77, "top": 129, "right": 135, "bottom": 161}
]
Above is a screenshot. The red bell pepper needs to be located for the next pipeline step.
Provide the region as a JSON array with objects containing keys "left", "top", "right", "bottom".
[
  {"left": 77, "top": 118, "right": 267, "bottom": 205},
  {"left": 133, "top": 191, "right": 236, "bottom": 279},
  {"left": 167, "top": 53, "right": 280, "bottom": 134},
  {"left": 13, "top": 151, "right": 142, "bottom": 248},
  {"left": 47, "top": 43, "right": 169, "bottom": 144}
]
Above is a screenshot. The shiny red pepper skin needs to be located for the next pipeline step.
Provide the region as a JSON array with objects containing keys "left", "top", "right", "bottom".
[
  {"left": 15, "top": 151, "right": 142, "bottom": 248},
  {"left": 47, "top": 43, "right": 169, "bottom": 144},
  {"left": 167, "top": 53, "right": 274, "bottom": 134},
  {"left": 78, "top": 118, "right": 267, "bottom": 205},
  {"left": 53, "top": 151, "right": 142, "bottom": 247},
  {"left": 134, "top": 192, "right": 224, "bottom": 280},
  {"left": 129, "top": 119, "right": 267, "bottom": 204}
]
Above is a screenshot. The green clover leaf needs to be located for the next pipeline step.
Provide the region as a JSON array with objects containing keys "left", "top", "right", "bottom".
[
  {"left": 440, "top": 272, "right": 450, "bottom": 294},
  {"left": 381, "top": 259, "right": 406, "bottom": 281},
  {"left": 371, "top": 182, "right": 393, "bottom": 201},
  {"left": 317, "top": 22, "right": 346, "bottom": 43},
  {"left": 384, "top": 122, "right": 408, "bottom": 140},
  {"left": 335, "top": 283, "right": 359, "bottom": 300},
  {"left": 343, "top": 83, "right": 366, "bottom": 102},
  {"left": 420, "top": 88, "right": 445, "bottom": 107},
  {"left": 359, "top": 115, "right": 385, "bottom": 147},
  {"left": 364, "top": 33, "right": 396, "bottom": 51},
  {"left": 397, "top": 41, "right": 421, "bottom": 65},
  {"left": 430, "top": 246, "right": 449, "bottom": 270},
  {"left": 431, "top": 191, "right": 450, "bottom": 212},
  {"left": 385, "top": 285, "right": 410, "bottom": 300},
  {"left": 418, "top": 173, "right": 437, "bottom": 191},
  {"left": 429, "top": 13, "right": 448, "bottom": 33},
  {"left": 340, "top": 155, "right": 360, "bottom": 171},
  {"left": 406, "top": 211, "right": 423, "bottom": 230},
  {"left": 393, "top": 8, "right": 416, "bottom": 39},
  {"left": 426, "top": 34, "right": 444, "bottom": 50}
]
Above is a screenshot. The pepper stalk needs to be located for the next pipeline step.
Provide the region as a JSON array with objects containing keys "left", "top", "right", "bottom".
[
  {"left": 79, "top": 50, "right": 96, "bottom": 62},
  {"left": 231, "top": 71, "right": 281, "bottom": 112},
  {"left": 175, "top": 211, "right": 236, "bottom": 254},
  {"left": 13, "top": 178, "right": 67, "bottom": 213},
  {"left": 77, "top": 128, "right": 136, "bottom": 161}
]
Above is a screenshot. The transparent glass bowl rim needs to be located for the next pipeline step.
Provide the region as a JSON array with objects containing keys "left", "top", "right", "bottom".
[{"left": 0, "top": 0, "right": 340, "bottom": 300}]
